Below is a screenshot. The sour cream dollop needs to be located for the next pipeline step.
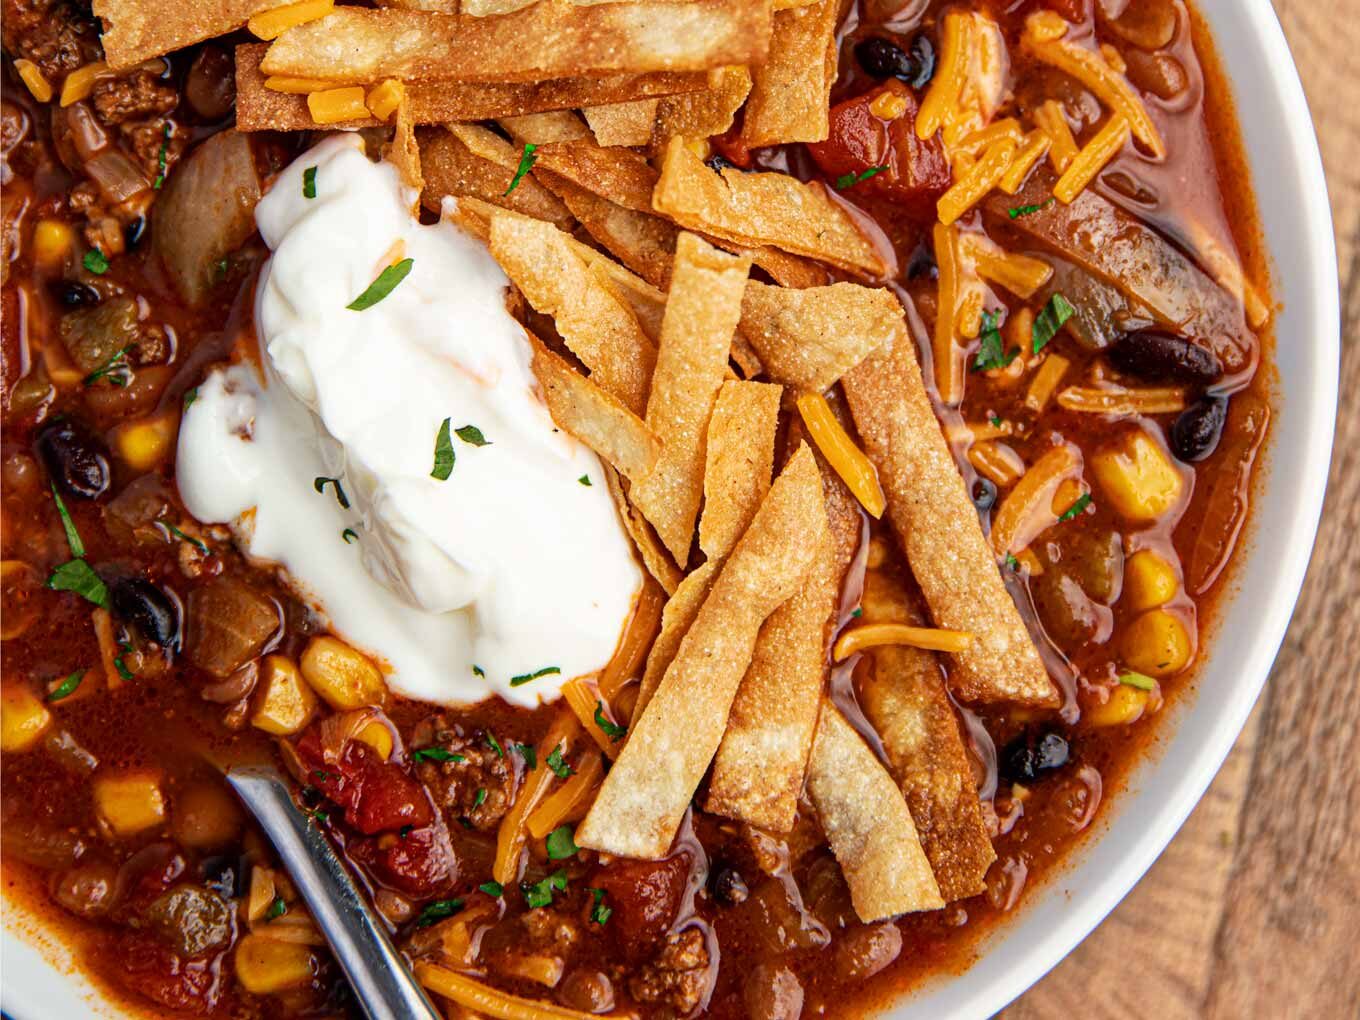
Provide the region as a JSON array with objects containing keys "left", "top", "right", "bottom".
[{"left": 177, "top": 135, "right": 641, "bottom": 706}]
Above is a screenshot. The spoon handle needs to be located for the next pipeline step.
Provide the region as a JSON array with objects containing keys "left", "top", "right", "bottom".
[{"left": 225, "top": 764, "right": 442, "bottom": 1020}]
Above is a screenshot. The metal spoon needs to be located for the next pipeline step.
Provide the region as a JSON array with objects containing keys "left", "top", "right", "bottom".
[{"left": 224, "top": 764, "right": 442, "bottom": 1020}]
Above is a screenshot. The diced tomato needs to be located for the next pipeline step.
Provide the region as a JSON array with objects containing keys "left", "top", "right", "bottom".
[
  {"left": 297, "top": 731, "right": 433, "bottom": 835},
  {"left": 710, "top": 124, "right": 753, "bottom": 169},
  {"left": 589, "top": 853, "right": 691, "bottom": 958},
  {"left": 110, "top": 931, "right": 221, "bottom": 1014},
  {"left": 349, "top": 824, "right": 458, "bottom": 899},
  {"left": 806, "top": 80, "right": 951, "bottom": 220}
]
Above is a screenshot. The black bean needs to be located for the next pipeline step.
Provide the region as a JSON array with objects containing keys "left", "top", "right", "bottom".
[
  {"left": 705, "top": 153, "right": 737, "bottom": 174},
  {"left": 1108, "top": 330, "right": 1222, "bottom": 384},
  {"left": 200, "top": 855, "right": 247, "bottom": 899},
  {"left": 1034, "top": 732, "right": 1070, "bottom": 771},
  {"left": 1170, "top": 396, "right": 1227, "bottom": 462},
  {"left": 123, "top": 215, "right": 146, "bottom": 249},
  {"left": 971, "top": 477, "right": 997, "bottom": 512},
  {"left": 854, "top": 36, "right": 915, "bottom": 81},
  {"left": 110, "top": 576, "right": 181, "bottom": 648},
  {"left": 709, "top": 865, "right": 749, "bottom": 906},
  {"left": 905, "top": 243, "right": 937, "bottom": 280},
  {"left": 1000, "top": 730, "right": 1070, "bottom": 784},
  {"left": 907, "top": 35, "right": 936, "bottom": 89},
  {"left": 34, "top": 418, "right": 111, "bottom": 501},
  {"left": 52, "top": 281, "right": 101, "bottom": 308}
]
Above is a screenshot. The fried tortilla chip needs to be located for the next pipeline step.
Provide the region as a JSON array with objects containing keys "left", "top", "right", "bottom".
[
  {"left": 459, "top": 0, "right": 534, "bottom": 14},
  {"left": 490, "top": 212, "right": 656, "bottom": 415},
  {"left": 742, "top": 0, "right": 842, "bottom": 146},
  {"left": 578, "top": 445, "right": 828, "bottom": 858},
  {"left": 234, "top": 44, "right": 707, "bottom": 131},
  {"left": 533, "top": 140, "right": 659, "bottom": 213},
  {"left": 417, "top": 125, "right": 572, "bottom": 230},
  {"left": 528, "top": 336, "right": 659, "bottom": 488},
  {"left": 96, "top": 0, "right": 291, "bottom": 68},
  {"left": 583, "top": 98, "right": 661, "bottom": 147},
  {"left": 383, "top": 100, "right": 424, "bottom": 199},
  {"left": 260, "top": 2, "right": 773, "bottom": 84},
  {"left": 652, "top": 138, "right": 887, "bottom": 277},
  {"left": 699, "top": 381, "right": 783, "bottom": 560},
  {"left": 842, "top": 333, "right": 1056, "bottom": 706},
  {"left": 806, "top": 699, "right": 945, "bottom": 921},
  {"left": 539, "top": 172, "right": 679, "bottom": 288},
  {"left": 856, "top": 571, "right": 996, "bottom": 902},
  {"left": 630, "top": 234, "right": 750, "bottom": 565},
  {"left": 499, "top": 110, "right": 591, "bottom": 144},
  {"left": 604, "top": 467, "right": 682, "bottom": 595},
  {"left": 633, "top": 559, "right": 717, "bottom": 718},
  {"left": 652, "top": 66, "right": 753, "bottom": 149},
  {"left": 740, "top": 281, "right": 903, "bottom": 391}
]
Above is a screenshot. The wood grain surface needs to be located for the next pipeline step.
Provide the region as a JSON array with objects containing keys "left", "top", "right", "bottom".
[{"left": 1004, "top": 2, "right": 1360, "bottom": 1018}]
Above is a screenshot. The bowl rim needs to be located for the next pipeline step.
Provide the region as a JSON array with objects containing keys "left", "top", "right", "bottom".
[{"left": 0, "top": 0, "right": 1341, "bottom": 1017}]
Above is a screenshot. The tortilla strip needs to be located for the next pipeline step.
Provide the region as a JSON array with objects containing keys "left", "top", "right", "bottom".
[
  {"left": 805, "top": 698, "right": 945, "bottom": 921},
  {"left": 603, "top": 467, "right": 682, "bottom": 595},
  {"left": 584, "top": 98, "right": 660, "bottom": 147},
  {"left": 95, "top": 0, "right": 290, "bottom": 68},
  {"left": 742, "top": 0, "right": 841, "bottom": 146},
  {"left": 384, "top": 100, "right": 424, "bottom": 198},
  {"left": 740, "top": 281, "right": 904, "bottom": 391},
  {"left": 499, "top": 110, "right": 592, "bottom": 144},
  {"left": 653, "top": 137, "right": 887, "bottom": 278},
  {"left": 630, "top": 234, "right": 750, "bottom": 566},
  {"left": 842, "top": 334, "right": 1056, "bottom": 706},
  {"left": 633, "top": 560, "right": 717, "bottom": 718},
  {"left": 652, "top": 66, "right": 753, "bottom": 149},
  {"left": 417, "top": 126, "right": 572, "bottom": 230},
  {"left": 856, "top": 571, "right": 996, "bottom": 902},
  {"left": 260, "top": 2, "right": 773, "bottom": 84},
  {"left": 234, "top": 45, "right": 706, "bottom": 132},
  {"left": 539, "top": 171, "right": 679, "bottom": 288},
  {"left": 578, "top": 445, "right": 828, "bottom": 858},
  {"left": 533, "top": 140, "right": 659, "bottom": 213},
  {"left": 490, "top": 211, "right": 656, "bottom": 415},
  {"left": 528, "top": 336, "right": 659, "bottom": 487}
]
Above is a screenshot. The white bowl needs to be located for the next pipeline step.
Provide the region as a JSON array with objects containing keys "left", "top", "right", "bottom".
[{"left": 0, "top": 0, "right": 1338, "bottom": 1016}]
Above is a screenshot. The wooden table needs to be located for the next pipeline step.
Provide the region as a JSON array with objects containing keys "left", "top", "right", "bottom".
[{"left": 1006, "top": 3, "right": 1360, "bottom": 1017}]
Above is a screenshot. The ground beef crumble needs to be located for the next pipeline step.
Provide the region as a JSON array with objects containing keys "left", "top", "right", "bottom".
[
  {"left": 628, "top": 928, "right": 712, "bottom": 1015},
  {"left": 2, "top": 0, "right": 99, "bottom": 80},
  {"left": 410, "top": 715, "right": 514, "bottom": 831},
  {"left": 92, "top": 71, "right": 179, "bottom": 126}
]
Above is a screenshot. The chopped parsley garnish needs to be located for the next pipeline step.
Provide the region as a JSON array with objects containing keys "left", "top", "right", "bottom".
[
  {"left": 485, "top": 731, "right": 504, "bottom": 758},
  {"left": 313, "top": 476, "right": 350, "bottom": 508},
  {"left": 266, "top": 896, "right": 287, "bottom": 920},
  {"left": 851, "top": 606, "right": 863, "bottom": 618},
  {"left": 1005, "top": 553, "right": 1020, "bottom": 570},
  {"left": 989, "top": 415, "right": 1004, "bottom": 428},
  {"left": 114, "top": 642, "right": 135, "bottom": 681},
  {"left": 400, "top": 825, "right": 413, "bottom": 839},
  {"left": 47, "top": 669, "right": 85, "bottom": 702},
  {"left": 479, "top": 881, "right": 504, "bottom": 897},
  {"left": 510, "top": 666, "right": 561, "bottom": 687},
  {"left": 416, "top": 898, "right": 465, "bottom": 927},
  {"left": 545, "top": 746, "right": 573, "bottom": 779},
  {"left": 521, "top": 869, "right": 567, "bottom": 909},
  {"left": 347, "top": 258, "right": 413, "bottom": 311},
  {"left": 578, "top": 474, "right": 591, "bottom": 486},
  {"left": 472, "top": 787, "right": 488, "bottom": 809},
  {"left": 82, "top": 249, "right": 109, "bottom": 275},
  {"left": 1118, "top": 671, "right": 1158, "bottom": 691},
  {"left": 47, "top": 559, "right": 108, "bottom": 608},
  {"left": 1008, "top": 197, "right": 1055, "bottom": 219},
  {"left": 431, "top": 418, "right": 455, "bottom": 481},
  {"left": 472, "top": 664, "right": 485, "bottom": 678},
  {"left": 213, "top": 258, "right": 230, "bottom": 282},
  {"left": 184, "top": 387, "right": 198, "bottom": 408},
  {"left": 1032, "top": 293, "right": 1076, "bottom": 354},
  {"left": 454, "top": 425, "right": 490, "bottom": 447},
  {"left": 588, "top": 887, "right": 612, "bottom": 926},
  {"left": 835, "top": 165, "right": 887, "bottom": 189},
  {"left": 593, "top": 701, "right": 626, "bottom": 742},
  {"left": 310, "top": 809, "right": 330, "bottom": 824},
  {"left": 152, "top": 123, "right": 171, "bottom": 190},
  {"left": 162, "top": 521, "right": 208, "bottom": 554},
  {"left": 971, "top": 310, "right": 1017, "bottom": 372},
  {"left": 1057, "top": 492, "right": 1092, "bottom": 523},
  {"left": 545, "top": 825, "right": 579, "bottom": 860},
  {"left": 50, "top": 484, "right": 84, "bottom": 558},
  {"left": 83, "top": 344, "right": 134, "bottom": 387},
  {"left": 412, "top": 747, "right": 465, "bottom": 763},
  {"left": 504, "top": 143, "right": 538, "bottom": 196},
  {"left": 515, "top": 743, "right": 537, "bottom": 769},
  {"left": 341, "top": 527, "right": 359, "bottom": 544},
  {"left": 303, "top": 166, "right": 318, "bottom": 199}
]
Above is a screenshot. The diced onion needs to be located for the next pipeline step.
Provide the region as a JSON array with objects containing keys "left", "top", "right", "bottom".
[{"left": 85, "top": 150, "right": 151, "bottom": 204}]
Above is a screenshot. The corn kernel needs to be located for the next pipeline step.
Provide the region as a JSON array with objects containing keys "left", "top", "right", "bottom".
[
  {"left": 1, "top": 684, "right": 53, "bottom": 752},
  {"left": 235, "top": 934, "right": 316, "bottom": 994},
  {"left": 300, "top": 636, "right": 386, "bottom": 710},
  {"left": 171, "top": 780, "right": 244, "bottom": 849},
  {"left": 114, "top": 412, "right": 178, "bottom": 472},
  {"left": 366, "top": 79, "right": 405, "bottom": 122},
  {"left": 1027, "top": 10, "right": 1070, "bottom": 43},
  {"left": 306, "top": 87, "right": 369, "bottom": 125},
  {"left": 248, "top": 0, "right": 334, "bottom": 41},
  {"left": 263, "top": 75, "right": 334, "bottom": 94},
  {"left": 1085, "top": 683, "right": 1154, "bottom": 728},
  {"left": 869, "top": 90, "right": 909, "bottom": 120},
  {"left": 32, "top": 219, "right": 75, "bottom": 270},
  {"left": 60, "top": 61, "right": 107, "bottom": 107},
  {"left": 1089, "top": 428, "right": 1183, "bottom": 522},
  {"left": 684, "top": 137, "right": 712, "bottom": 160},
  {"left": 93, "top": 769, "right": 167, "bottom": 837},
  {"left": 15, "top": 59, "right": 53, "bottom": 103},
  {"left": 1123, "top": 550, "right": 1179, "bottom": 611},
  {"left": 251, "top": 655, "right": 317, "bottom": 736},
  {"left": 354, "top": 719, "right": 393, "bottom": 760},
  {"left": 1121, "top": 608, "right": 1193, "bottom": 678}
]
